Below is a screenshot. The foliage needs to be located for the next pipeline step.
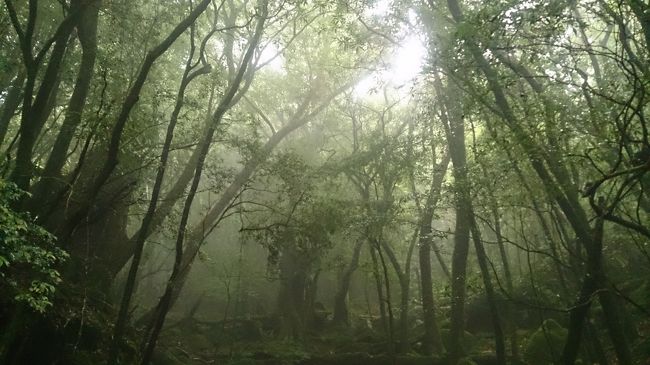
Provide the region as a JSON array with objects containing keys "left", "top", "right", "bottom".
[
  {"left": 0, "top": 180, "right": 67, "bottom": 313},
  {"left": 1, "top": 0, "right": 650, "bottom": 362}
]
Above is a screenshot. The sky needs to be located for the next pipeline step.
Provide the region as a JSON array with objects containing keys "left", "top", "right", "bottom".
[
  {"left": 353, "top": 33, "right": 427, "bottom": 98},
  {"left": 353, "top": 5, "right": 427, "bottom": 99},
  {"left": 256, "top": 0, "right": 427, "bottom": 100}
]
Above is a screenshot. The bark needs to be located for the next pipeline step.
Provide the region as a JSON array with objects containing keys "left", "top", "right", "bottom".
[
  {"left": 628, "top": 0, "right": 650, "bottom": 53},
  {"left": 374, "top": 240, "right": 396, "bottom": 358},
  {"left": 369, "top": 244, "right": 388, "bottom": 334},
  {"left": 469, "top": 217, "right": 506, "bottom": 364},
  {"left": 490, "top": 206, "right": 518, "bottom": 359},
  {"left": 29, "top": 0, "right": 101, "bottom": 214},
  {"left": 11, "top": 12, "right": 77, "bottom": 192},
  {"left": 435, "top": 96, "right": 506, "bottom": 362},
  {"left": 584, "top": 320, "right": 609, "bottom": 365},
  {"left": 432, "top": 72, "right": 470, "bottom": 365},
  {"left": 305, "top": 270, "right": 321, "bottom": 327},
  {"left": 333, "top": 239, "right": 365, "bottom": 325},
  {"left": 58, "top": 0, "right": 213, "bottom": 242},
  {"left": 439, "top": 0, "right": 632, "bottom": 362},
  {"left": 473, "top": 132, "right": 518, "bottom": 359},
  {"left": 400, "top": 230, "right": 419, "bottom": 353},
  {"left": 106, "top": 27, "right": 211, "bottom": 365},
  {"left": 561, "top": 215, "right": 604, "bottom": 364},
  {"left": 597, "top": 286, "right": 633, "bottom": 365},
  {"left": 138, "top": 6, "right": 267, "bottom": 363},
  {"left": 276, "top": 249, "right": 310, "bottom": 338},
  {"left": 417, "top": 152, "right": 449, "bottom": 355},
  {"left": 0, "top": 71, "right": 24, "bottom": 147},
  {"left": 379, "top": 234, "right": 416, "bottom": 354},
  {"left": 113, "top": 0, "right": 259, "bottom": 252},
  {"left": 115, "top": 0, "right": 256, "bottom": 256},
  {"left": 447, "top": 186, "right": 471, "bottom": 365},
  {"left": 104, "top": 96, "right": 214, "bottom": 281}
]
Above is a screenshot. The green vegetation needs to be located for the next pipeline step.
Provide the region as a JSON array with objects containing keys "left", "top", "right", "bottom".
[
  {"left": 0, "top": 181, "right": 67, "bottom": 313},
  {"left": 1, "top": 0, "right": 649, "bottom": 364}
]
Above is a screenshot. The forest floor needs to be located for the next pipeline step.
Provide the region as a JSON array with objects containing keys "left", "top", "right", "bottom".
[{"left": 154, "top": 317, "right": 503, "bottom": 365}]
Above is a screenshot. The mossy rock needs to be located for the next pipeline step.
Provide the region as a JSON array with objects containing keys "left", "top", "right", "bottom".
[{"left": 523, "top": 319, "right": 567, "bottom": 365}]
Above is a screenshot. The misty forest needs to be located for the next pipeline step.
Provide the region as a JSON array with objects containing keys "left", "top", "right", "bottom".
[{"left": 1, "top": 0, "right": 650, "bottom": 364}]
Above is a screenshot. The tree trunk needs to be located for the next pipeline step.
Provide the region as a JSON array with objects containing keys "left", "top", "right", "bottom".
[
  {"left": 58, "top": 0, "right": 213, "bottom": 242},
  {"left": 374, "top": 240, "right": 396, "bottom": 358},
  {"left": 439, "top": 1, "right": 633, "bottom": 362},
  {"left": 491, "top": 206, "right": 518, "bottom": 359},
  {"left": 11, "top": 17, "right": 76, "bottom": 192},
  {"left": 29, "top": 0, "right": 101, "bottom": 214},
  {"left": 628, "top": 0, "right": 650, "bottom": 52},
  {"left": 432, "top": 71, "right": 470, "bottom": 365},
  {"left": 333, "top": 239, "right": 365, "bottom": 325},
  {"left": 138, "top": 5, "right": 266, "bottom": 363},
  {"left": 379, "top": 235, "right": 415, "bottom": 354},
  {"left": 469, "top": 217, "right": 506, "bottom": 364},
  {"left": 369, "top": 244, "right": 388, "bottom": 334},
  {"left": 106, "top": 27, "right": 211, "bottom": 365},
  {"left": 417, "top": 152, "right": 449, "bottom": 355},
  {"left": 474, "top": 138, "right": 519, "bottom": 359},
  {"left": 0, "top": 71, "right": 25, "bottom": 148},
  {"left": 584, "top": 320, "right": 609, "bottom": 365},
  {"left": 276, "top": 249, "right": 310, "bottom": 338}
]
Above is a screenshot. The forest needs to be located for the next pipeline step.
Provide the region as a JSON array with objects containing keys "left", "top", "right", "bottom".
[{"left": 0, "top": 0, "right": 649, "bottom": 364}]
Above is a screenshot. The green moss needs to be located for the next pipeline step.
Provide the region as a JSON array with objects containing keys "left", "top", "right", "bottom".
[{"left": 523, "top": 319, "right": 567, "bottom": 365}]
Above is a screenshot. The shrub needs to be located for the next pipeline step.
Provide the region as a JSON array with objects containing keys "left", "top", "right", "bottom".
[{"left": 0, "top": 180, "right": 68, "bottom": 312}]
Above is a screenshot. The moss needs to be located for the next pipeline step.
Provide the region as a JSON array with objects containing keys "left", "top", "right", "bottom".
[{"left": 523, "top": 319, "right": 567, "bottom": 365}]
